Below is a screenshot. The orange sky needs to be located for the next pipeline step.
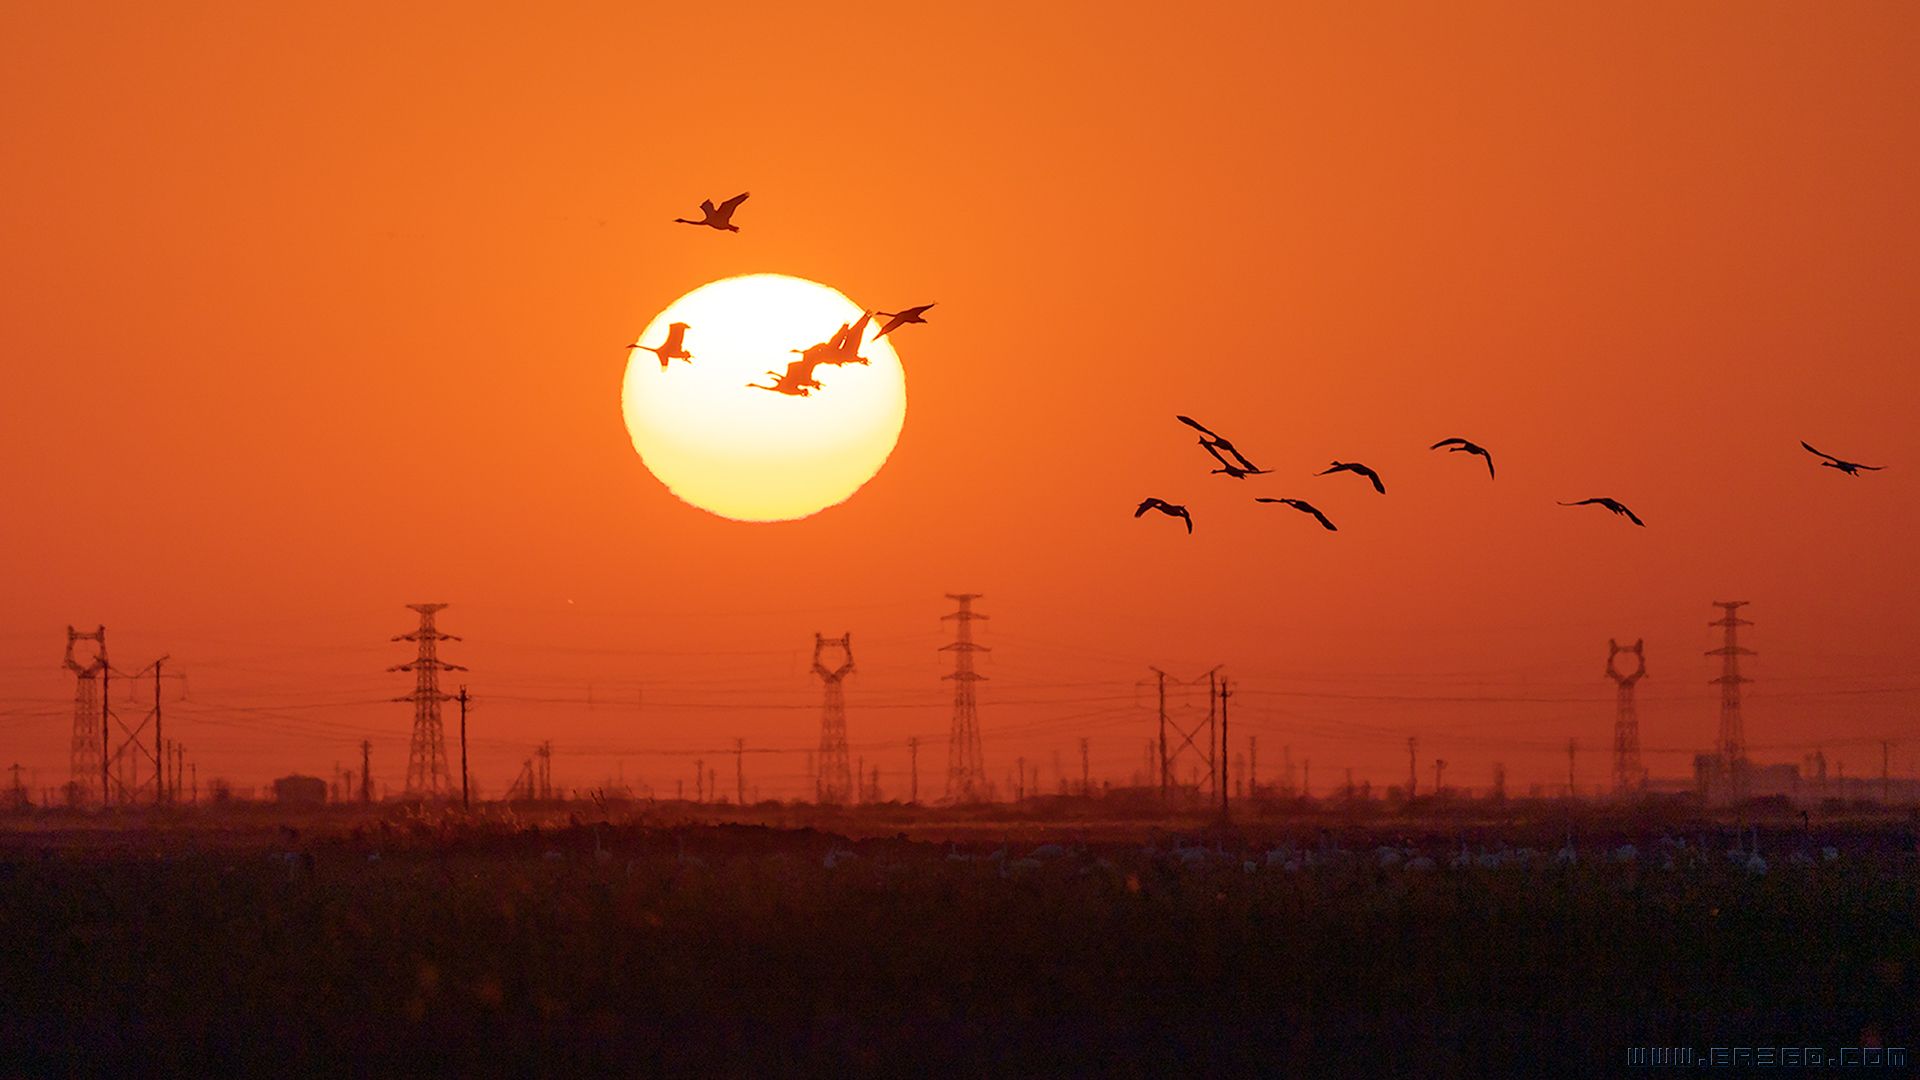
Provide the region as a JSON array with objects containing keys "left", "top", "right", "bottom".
[{"left": 2, "top": 3, "right": 1915, "bottom": 799}]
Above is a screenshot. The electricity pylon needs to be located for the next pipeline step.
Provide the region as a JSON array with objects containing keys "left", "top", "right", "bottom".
[
  {"left": 1709, "top": 601, "right": 1753, "bottom": 801},
  {"left": 62, "top": 626, "right": 106, "bottom": 806},
  {"left": 812, "top": 633, "right": 854, "bottom": 805},
  {"left": 392, "top": 603, "right": 464, "bottom": 798},
  {"left": 941, "top": 594, "right": 988, "bottom": 801},
  {"left": 1607, "top": 638, "right": 1648, "bottom": 794}
]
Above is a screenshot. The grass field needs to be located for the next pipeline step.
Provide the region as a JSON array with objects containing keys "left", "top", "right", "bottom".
[{"left": 1, "top": 803, "right": 1913, "bottom": 1077}]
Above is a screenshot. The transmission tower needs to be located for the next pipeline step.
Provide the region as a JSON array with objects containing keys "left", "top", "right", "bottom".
[
  {"left": 1607, "top": 638, "right": 1648, "bottom": 794},
  {"left": 812, "top": 633, "right": 855, "bottom": 805},
  {"left": 1146, "top": 666, "right": 1220, "bottom": 805},
  {"left": 62, "top": 626, "right": 106, "bottom": 806},
  {"left": 391, "top": 603, "right": 465, "bottom": 798},
  {"left": 941, "top": 594, "right": 988, "bottom": 802},
  {"left": 1708, "top": 601, "right": 1754, "bottom": 801}
]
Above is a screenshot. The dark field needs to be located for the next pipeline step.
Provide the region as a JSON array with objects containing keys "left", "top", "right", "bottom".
[{"left": 2, "top": 803, "right": 1915, "bottom": 1077}]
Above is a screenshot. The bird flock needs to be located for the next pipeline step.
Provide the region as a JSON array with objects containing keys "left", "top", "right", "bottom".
[
  {"left": 1137, "top": 418, "right": 1883, "bottom": 536},
  {"left": 625, "top": 192, "right": 935, "bottom": 398}
]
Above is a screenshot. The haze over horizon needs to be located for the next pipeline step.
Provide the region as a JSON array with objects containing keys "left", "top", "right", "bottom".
[{"left": 2, "top": 4, "right": 1914, "bottom": 797}]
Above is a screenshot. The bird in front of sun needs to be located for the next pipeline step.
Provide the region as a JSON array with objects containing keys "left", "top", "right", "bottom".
[
  {"left": 875, "top": 304, "right": 935, "bottom": 338},
  {"left": 1317, "top": 461, "right": 1386, "bottom": 494},
  {"left": 627, "top": 321, "right": 692, "bottom": 369},
  {"left": 1430, "top": 437, "right": 1495, "bottom": 479},
  {"left": 1177, "top": 415, "right": 1268, "bottom": 478},
  {"left": 674, "top": 192, "right": 750, "bottom": 232},
  {"left": 747, "top": 352, "right": 829, "bottom": 397},
  {"left": 1559, "top": 497, "right": 1645, "bottom": 527},
  {"left": 1801, "top": 441, "right": 1884, "bottom": 476},
  {"left": 1135, "top": 498, "right": 1193, "bottom": 534},
  {"left": 1256, "top": 497, "right": 1338, "bottom": 532}
]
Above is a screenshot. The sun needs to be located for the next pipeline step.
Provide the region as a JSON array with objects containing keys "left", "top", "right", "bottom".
[{"left": 621, "top": 274, "right": 907, "bottom": 522}]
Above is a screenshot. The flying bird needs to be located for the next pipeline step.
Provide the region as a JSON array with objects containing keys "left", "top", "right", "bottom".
[
  {"left": 673, "top": 192, "right": 750, "bottom": 232},
  {"left": 874, "top": 304, "right": 935, "bottom": 337},
  {"left": 1800, "top": 441, "right": 1883, "bottom": 476},
  {"left": 1134, "top": 498, "right": 1193, "bottom": 534},
  {"left": 1177, "top": 415, "right": 1265, "bottom": 476},
  {"left": 1255, "top": 497, "right": 1338, "bottom": 532},
  {"left": 1199, "top": 441, "right": 1271, "bottom": 478},
  {"left": 1317, "top": 461, "right": 1386, "bottom": 494},
  {"left": 790, "top": 312, "right": 875, "bottom": 371},
  {"left": 627, "top": 322, "right": 692, "bottom": 369},
  {"left": 1558, "top": 498, "right": 1645, "bottom": 527},
  {"left": 1429, "top": 437, "right": 1495, "bottom": 479}
]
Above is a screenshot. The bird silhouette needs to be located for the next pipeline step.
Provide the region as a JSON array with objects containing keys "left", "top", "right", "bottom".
[
  {"left": 1255, "top": 497, "right": 1338, "bottom": 531},
  {"left": 874, "top": 304, "right": 935, "bottom": 337},
  {"left": 1801, "top": 441, "right": 1883, "bottom": 476},
  {"left": 627, "top": 322, "right": 692, "bottom": 369},
  {"left": 787, "top": 312, "right": 874, "bottom": 374},
  {"left": 1429, "top": 437, "right": 1494, "bottom": 479},
  {"left": 1177, "top": 415, "right": 1265, "bottom": 476},
  {"left": 1558, "top": 498, "right": 1645, "bottom": 526},
  {"left": 673, "top": 192, "right": 749, "bottom": 232},
  {"left": 1134, "top": 498, "right": 1192, "bottom": 533},
  {"left": 1199, "top": 441, "right": 1272, "bottom": 478},
  {"left": 747, "top": 350, "right": 830, "bottom": 397},
  {"left": 1317, "top": 461, "right": 1385, "bottom": 494}
]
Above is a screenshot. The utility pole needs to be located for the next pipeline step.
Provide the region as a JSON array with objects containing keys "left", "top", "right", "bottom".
[
  {"left": 735, "top": 737, "right": 745, "bottom": 805},
  {"left": 361, "top": 740, "right": 372, "bottom": 804},
  {"left": 392, "top": 603, "right": 464, "bottom": 799},
  {"left": 1016, "top": 756, "right": 1026, "bottom": 801},
  {"left": 457, "top": 686, "right": 470, "bottom": 811},
  {"left": 152, "top": 657, "right": 166, "bottom": 804},
  {"left": 1218, "top": 677, "right": 1231, "bottom": 820},
  {"left": 1492, "top": 762, "right": 1507, "bottom": 801},
  {"left": 1406, "top": 737, "right": 1418, "bottom": 800},
  {"left": 694, "top": 759, "right": 704, "bottom": 803},
  {"left": 1709, "top": 601, "right": 1754, "bottom": 802},
  {"left": 1079, "top": 737, "right": 1090, "bottom": 796},
  {"left": 1567, "top": 738, "right": 1578, "bottom": 799},
  {"left": 1248, "top": 736, "right": 1258, "bottom": 798},
  {"left": 1155, "top": 669, "right": 1168, "bottom": 799},
  {"left": 1302, "top": 759, "right": 1310, "bottom": 799},
  {"left": 812, "top": 634, "right": 855, "bottom": 805},
  {"left": 908, "top": 737, "right": 919, "bottom": 803},
  {"left": 1606, "top": 639, "right": 1648, "bottom": 794},
  {"left": 1434, "top": 758, "right": 1446, "bottom": 796},
  {"left": 941, "top": 594, "right": 988, "bottom": 802}
]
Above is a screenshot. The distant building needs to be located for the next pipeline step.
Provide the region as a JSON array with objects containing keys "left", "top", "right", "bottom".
[{"left": 273, "top": 774, "right": 328, "bottom": 806}]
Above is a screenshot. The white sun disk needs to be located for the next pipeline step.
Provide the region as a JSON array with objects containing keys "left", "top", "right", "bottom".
[{"left": 621, "top": 274, "right": 907, "bottom": 522}]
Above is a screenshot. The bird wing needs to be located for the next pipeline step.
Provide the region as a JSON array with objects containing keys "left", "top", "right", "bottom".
[
  {"left": 1304, "top": 504, "right": 1338, "bottom": 531},
  {"left": 1176, "top": 415, "right": 1219, "bottom": 440},
  {"left": 1253, "top": 497, "right": 1283, "bottom": 504},
  {"left": 907, "top": 303, "right": 935, "bottom": 317},
  {"left": 1314, "top": 463, "right": 1344, "bottom": 476},
  {"left": 1430, "top": 438, "right": 1467, "bottom": 450},
  {"left": 1558, "top": 499, "right": 1598, "bottom": 508},
  {"left": 1134, "top": 499, "right": 1161, "bottom": 517},
  {"left": 1801, "top": 441, "right": 1842, "bottom": 464},
  {"left": 1856, "top": 464, "right": 1886, "bottom": 471},
  {"left": 1621, "top": 505, "right": 1646, "bottom": 527},
  {"left": 1179, "top": 508, "right": 1193, "bottom": 533},
  {"left": 875, "top": 314, "right": 907, "bottom": 337},
  {"left": 718, "top": 192, "right": 749, "bottom": 214},
  {"left": 1364, "top": 467, "right": 1386, "bottom": 494},
  {"left": 1199, "top": 440, "right": 1236, "bottom": 469},
  {"left": 698, "top": 199, "right": 717, "bottom": 215},
  {"left": 1216, "top": 440, "right": 1261, "bottom": 472},
  {"left": 1480, "top": 450, "right": 1495, "bottom": 479}
]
